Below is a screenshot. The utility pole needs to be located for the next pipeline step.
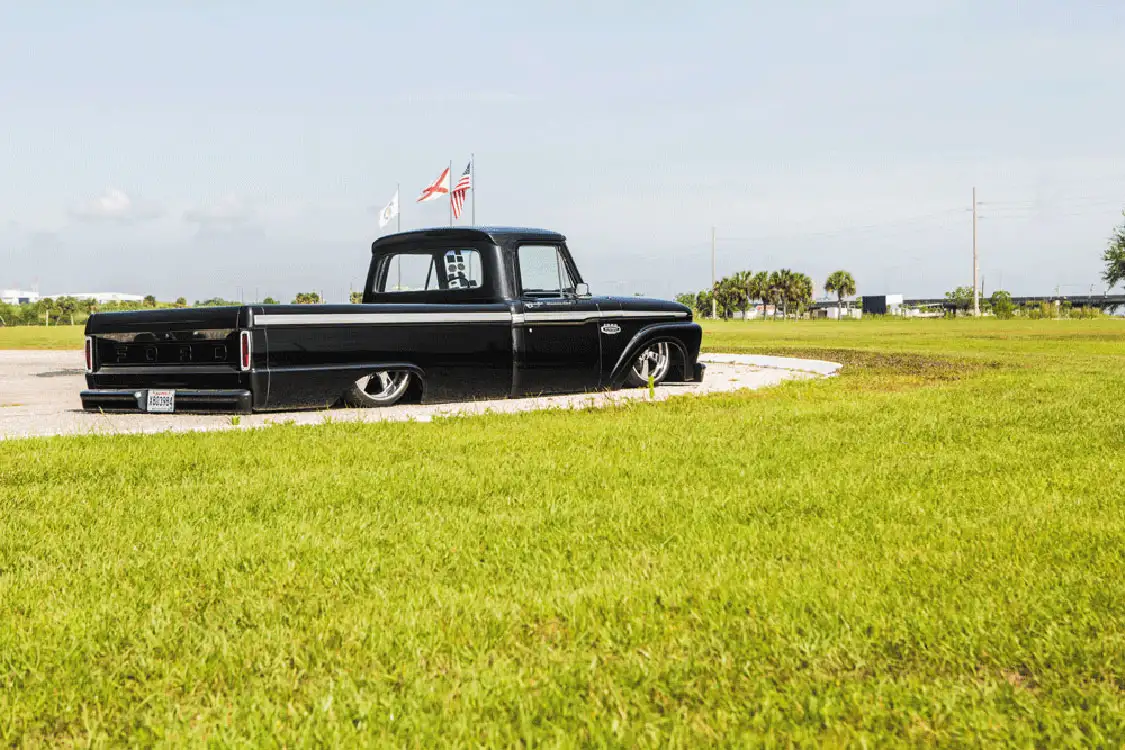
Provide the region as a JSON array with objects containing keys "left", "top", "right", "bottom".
[
  {"left": 972, "top": 187, "right": 980, "bottom": 316},
  {"left": 710, "top": 226, "right": 717, "bottom": 319}
]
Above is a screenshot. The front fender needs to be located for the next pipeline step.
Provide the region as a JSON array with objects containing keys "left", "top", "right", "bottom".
[{"left": 608, "top": 322, "right": 702, "bottom": 387}]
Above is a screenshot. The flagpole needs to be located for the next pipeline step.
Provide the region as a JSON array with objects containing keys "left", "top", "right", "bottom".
[
  {"left": 396, "top": 182, "right": 401, "bottom": 291},
  {"left": 448, "top": 160, "right": 453, "bottom": 227},
  {"left": 470, "top": 153, "right": 475, "bottom": 226}
]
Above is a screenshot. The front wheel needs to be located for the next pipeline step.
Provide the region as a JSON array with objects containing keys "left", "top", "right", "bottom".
[
  {"left": 344, "top": 370, "right": 412, "bottom": 407},
  {"left": 625, "top": 342, "right": 672, "bottom": 388}
]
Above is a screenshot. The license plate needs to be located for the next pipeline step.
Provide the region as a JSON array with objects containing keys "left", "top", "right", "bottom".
[{"left": 146, "top": 389, "right": 175, "bottom": 413}]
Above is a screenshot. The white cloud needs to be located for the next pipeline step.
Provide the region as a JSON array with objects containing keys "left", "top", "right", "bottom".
[
  {"left": 183, "top": 195, "right": 255, "bottom": 228},
  {"left": 70, "top": 188, "right": 162, "bottom": 222}
]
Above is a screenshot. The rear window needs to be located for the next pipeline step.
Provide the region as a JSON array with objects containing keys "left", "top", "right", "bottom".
[{"left": 375, "top": 248, "right": 483, "bottom": 293}]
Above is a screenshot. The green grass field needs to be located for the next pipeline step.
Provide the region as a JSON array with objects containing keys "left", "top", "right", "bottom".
[
  {"left": 3, "top": 318, "right": 1125, "bottom": 745},
  {"left": 0, "top": 325, "right": 84, "bottom": 350}
]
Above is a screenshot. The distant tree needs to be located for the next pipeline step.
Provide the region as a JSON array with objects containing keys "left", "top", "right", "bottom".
[
  {"left": 990, "top": 290, "right": 1014, "bottom": 319},
  {"left": 747, "top": 271, "right": 770, "bottom": 319},
  {"left": 262, "top": 296, "right": 279, "bottom": 305},
  {"left": 824, "top": 270, "right": 857, "bottom": 320},
  {"left": 196, "top": 297, "right": 240, "bottom": 307},
  {"left": 944, "top": 286, "right": 974, "bottom": 314},
  {"left": 790, "top": 272, "right": 814, "bottom": 318},
  {"left": 350, "top": 291, "right": 363, "bottom": 304},
  {"left": 712, "top": 276, "right": 744, "bottom": 319},
  {"left": 292, "top": 291, "right": 322, "bottom": 305},
  {"left": 674, "top": 292, "right": 695, "bottom": 309},
  {"left": 772, "top": 269, "right": 800, "bottom": 319},
  {"left": 762, "top": 271, "right": 783, "bottom": 319},
  {"left": 174, "top": 297, "right": 188, "bottom": 308},
  {"left": 54, "top": 296, "right": 80, "bottom": 325},
  {"left": 730, "top": 270, "right": 753, "bottom": 320},
  {"left": 694, "top": 290, "right": 714, "bottom": 317},
  {"left": 1103, "top": 210, "right": 1125, "bottom": 290},
  {"left": 143, "top": 294, "right": 157, "bottom": 307}
]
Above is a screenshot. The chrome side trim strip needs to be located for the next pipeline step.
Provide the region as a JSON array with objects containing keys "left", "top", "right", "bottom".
[{"left": 255, "top": 312, "right": 513, "bottom": 326}]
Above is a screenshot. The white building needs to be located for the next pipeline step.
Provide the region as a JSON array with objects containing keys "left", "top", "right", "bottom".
[
  {"left": 825, "top": 305, "right": 862, "bottom": 319},
  {"left": 43, "top": 292, "right": 145, "bottom": 304},
  {"left": 1, "top": 288, "right": 39, "bottom": 305}
]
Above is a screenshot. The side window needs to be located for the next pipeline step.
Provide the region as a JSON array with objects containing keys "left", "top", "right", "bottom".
[
  {"left": 377, "top": 248, "right": 482, "bottom": 293},
  {"left": 379, "top": 253, "right": 437, "bottom": 292},
  {"left": 518, "top": 244, "right": 574, "bottom": 297}
]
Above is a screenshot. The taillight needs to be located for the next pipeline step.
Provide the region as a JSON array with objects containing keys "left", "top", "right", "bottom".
[
  {"left": 84, "top": 336, "right": 93, "bottom": 372},
  {"left": 239, "top": 330, "right": 252, "bottom": 371}
]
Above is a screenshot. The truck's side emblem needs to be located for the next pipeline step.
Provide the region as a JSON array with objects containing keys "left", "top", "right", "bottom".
[{"left": 600, "top": 323, "right": 621, "bottom": 335}]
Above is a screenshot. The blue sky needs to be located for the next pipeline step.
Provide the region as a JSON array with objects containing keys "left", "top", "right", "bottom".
[{"left": 2, "top": 1, "right": 1123, "bottom": 302}]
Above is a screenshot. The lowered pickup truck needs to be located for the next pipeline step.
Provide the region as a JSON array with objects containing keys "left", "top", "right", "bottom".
[{"left": 81, "top": 226, "right": 704, "bottom": 413}]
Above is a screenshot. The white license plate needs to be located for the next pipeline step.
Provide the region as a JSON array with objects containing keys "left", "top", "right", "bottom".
[{"left": 146, "top": 389, "right": 175, "bottom": 413}]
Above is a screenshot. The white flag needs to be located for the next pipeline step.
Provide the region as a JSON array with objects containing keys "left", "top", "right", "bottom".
[{"left": 378, "top": 190, "right": 399, "bottom": 229}]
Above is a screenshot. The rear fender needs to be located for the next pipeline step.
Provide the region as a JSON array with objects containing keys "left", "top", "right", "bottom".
[
  {"left": 608, "top": 322, "right": 702, "bottom": 387},
  {"left": 262, "top": 361, "right": 428, "bottom": 411}
]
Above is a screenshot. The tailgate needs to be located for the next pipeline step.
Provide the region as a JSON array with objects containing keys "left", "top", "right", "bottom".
[{"left": 85, "top": 306, "right": 248, "bottom": 386}]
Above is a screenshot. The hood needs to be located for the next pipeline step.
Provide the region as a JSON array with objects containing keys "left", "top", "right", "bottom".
[{"left": 601, "top": 296, "right": 693, "bottom": 317}]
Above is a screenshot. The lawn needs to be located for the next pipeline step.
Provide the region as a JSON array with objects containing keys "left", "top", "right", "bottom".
[
  {"left": 2, "top": 318, "right": 1124, "bottom": 746},
  {"left": 0, "top": 325, "right": 84, "bottom": 350}
]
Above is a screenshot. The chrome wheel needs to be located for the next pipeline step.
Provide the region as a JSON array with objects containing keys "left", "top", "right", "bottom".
[
  {"left": 629, "top": 342, "right": 671, "bottom": 385},
  {"left": 345, "top": 369, "right": 412, "bottom": 407}
]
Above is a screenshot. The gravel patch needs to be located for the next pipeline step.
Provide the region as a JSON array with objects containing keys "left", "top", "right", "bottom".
[{"left": 0, "top": 351, "right": 841, "bottom": 440}]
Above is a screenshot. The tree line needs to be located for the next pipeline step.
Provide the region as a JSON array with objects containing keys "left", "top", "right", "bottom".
[
  {"left": 676, "top": 269, "right": 856, "bottom": 319},
  {"left": 0, "top": 296, "right": 164, "bottom": 327},
  {"left": 0, "top": 293, "right": 337, "bottom": 326}
]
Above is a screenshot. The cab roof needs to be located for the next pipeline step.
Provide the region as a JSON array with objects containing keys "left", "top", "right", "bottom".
[{"left": 371, "top": 226, "right": 565, "bottom": 251}]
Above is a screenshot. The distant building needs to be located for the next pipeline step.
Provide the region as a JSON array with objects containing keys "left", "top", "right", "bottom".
[
  {"left": 43, "top": 292, "right": 145, "bottom": 304},
  {"left": 862, "top": 295, "right": 904, "bottom": 316},
  {"left": 0, "top": 289, "right": 39, "bottom": 305},
  {"left": 825, "top": 305, "right": 862, "bottom": 319}
]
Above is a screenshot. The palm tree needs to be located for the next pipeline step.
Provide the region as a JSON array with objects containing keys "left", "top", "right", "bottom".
[
  {"left": 747, "top": 271, "right": 770, "bottom": 320},
  {"left": 773, "top": 269, "right": 798, "bottom": 319},
  {"left": 824, "top": 270, "right": 857, "bottom": 320},
  {"left": 713, "top": 276, "right": 744, "bottom": 319},
  {"left": 765, "top": 271, "right": 784, "bottom": 319},
  {"left": 793, "top": 273, "right": 814, "bottom": 318},
  {"left": 730, "top": 270, "right": 753, "bottom": 320}
]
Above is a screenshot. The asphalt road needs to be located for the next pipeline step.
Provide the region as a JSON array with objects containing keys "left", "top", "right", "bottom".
[{"left": 0, "top": 351, "right": 840, "bottom": 441}]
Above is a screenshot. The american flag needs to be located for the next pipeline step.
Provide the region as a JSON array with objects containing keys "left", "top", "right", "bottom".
[{"left": 450, "top": 161, "right": 472, "bottom": 220}]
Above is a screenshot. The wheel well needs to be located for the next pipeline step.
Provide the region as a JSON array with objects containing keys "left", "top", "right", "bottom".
[
  {"left": 347, "top": 366, "right": 427, "bottom": 405},
  {"left": 619, "top": 335, "right": 691, "bottom": 384},
  {"left": 666, "top": 338, "right": 690, "bottom": 380},
  {"left": 403, "top": 371, "right": 425, "bottom": 404}
]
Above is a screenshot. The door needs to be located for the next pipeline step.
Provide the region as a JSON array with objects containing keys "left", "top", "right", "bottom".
[{"left": 513, "top": 243, "right": 601, "bottom": 396}]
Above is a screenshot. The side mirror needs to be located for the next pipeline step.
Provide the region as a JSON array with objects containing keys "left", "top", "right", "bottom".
[{"left": 575, "top": 282, "right": 591, "bottom": 297}]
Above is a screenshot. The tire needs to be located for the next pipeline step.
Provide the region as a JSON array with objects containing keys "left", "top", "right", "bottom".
[
  {"left": 625, "top": 341, "right": 672, "bottom": 388},
  {"left": 343, "top": 370, "right": 413, "bottom": 407}
]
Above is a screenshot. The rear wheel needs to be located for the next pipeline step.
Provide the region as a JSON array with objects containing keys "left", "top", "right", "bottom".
[
  {"left": 344, "top": 370, "right": 412, "bottom": 407},
  {"left": 625, "top": 342, "right": 671, "bottom": 388}
]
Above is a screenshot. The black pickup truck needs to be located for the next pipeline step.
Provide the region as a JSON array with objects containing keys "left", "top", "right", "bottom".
[{"left": 81, "top": 226, "right": 704, "bottom": 413}]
